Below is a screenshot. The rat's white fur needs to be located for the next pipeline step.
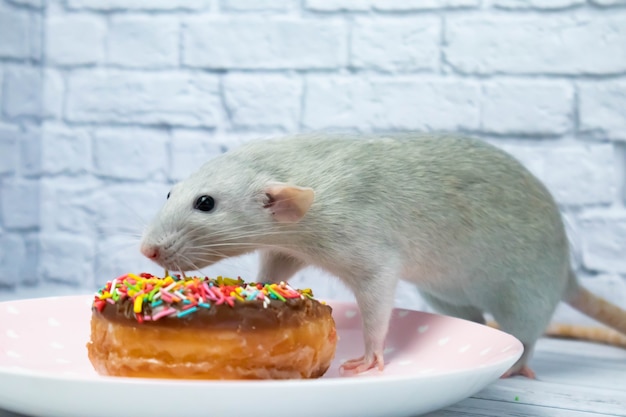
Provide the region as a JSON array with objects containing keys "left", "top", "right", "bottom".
[{"left": 141, "top": 133, "right": 626, "bottom": 376}]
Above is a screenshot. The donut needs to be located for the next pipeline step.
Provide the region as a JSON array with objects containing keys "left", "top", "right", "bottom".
[{"left": 86, "top": 273, "right": 337, "bottom": 380}]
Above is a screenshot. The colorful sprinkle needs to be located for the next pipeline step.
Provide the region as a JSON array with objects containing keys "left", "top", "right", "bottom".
[
  {"left": 133, "top": 294, "right": 144, "bottom": 314},
  {"left": 152, "top": 307, "right": 176, "bottom": 321},
  {"left": 93, "top": 272, "right": 316, "bottom": 324},
  {"left": 177, "top": 307, "right": 198, "bottom": 318}
]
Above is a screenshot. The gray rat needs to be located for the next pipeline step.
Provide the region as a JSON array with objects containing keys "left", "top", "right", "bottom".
[{"left": 140, "top": 134, "right": 626, "bottom": 378}]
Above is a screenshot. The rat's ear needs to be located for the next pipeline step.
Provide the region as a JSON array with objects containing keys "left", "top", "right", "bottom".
[{"left": 263, "top": 183, "right": 315, "bottom": 223}]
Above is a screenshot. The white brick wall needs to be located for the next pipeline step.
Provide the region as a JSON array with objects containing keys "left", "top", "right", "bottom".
[
  {"left": 579, "top": 81, "right": 626, "bottom": 140},
  {"left": 479, "top": 81, "right": 573, "bottom": 135},
  {"left": 3, "top": 65, "right": 43, "bottom": 118},
  {"left": 303, "top": 76, "right": 480, "bottom": 131},
  {"left": 107, "top": 16, "right": 179, "bottom": 68},
  {"left": 0, "top": 2, "right": 40, "bottom": 61},
  {"left": 0, "top": 0, "right": 625, "bottom": 323},
  {"left": 46, "top": 14, "right": 106, "bottom": 66},
  {"left": 444, "top": 13, "right": 626, "bottom": 75},
  {"left": 66, "top": 0, "right": 211, "bottom": 11},
  {"left": 350, "top": 17, "right": 440, "bottom": 72},
  {"left": 579, "top": 211, "right": 626, "bottom": 274},
  {"left": 182, "top": 18, "right": 347, "bottom": 69},
  {"left": 223, "top": 74, "right": 302, "bottom": 130},
  {"left": 65, "top": 70, "right": 221, "bottom": 127}
]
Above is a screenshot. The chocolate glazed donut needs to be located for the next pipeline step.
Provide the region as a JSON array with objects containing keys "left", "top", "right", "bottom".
[{"left": 87, "top": 274, "right": 337, "bottom": 380}]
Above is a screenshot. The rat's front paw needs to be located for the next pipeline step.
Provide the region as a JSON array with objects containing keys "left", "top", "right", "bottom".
[{"left": 339, "top": 352, "right": 384, "bottom": 375}]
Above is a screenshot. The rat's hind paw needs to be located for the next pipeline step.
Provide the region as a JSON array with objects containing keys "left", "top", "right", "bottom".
[{"left": 501, "top": 364, "right": 536, "bottom": 379}]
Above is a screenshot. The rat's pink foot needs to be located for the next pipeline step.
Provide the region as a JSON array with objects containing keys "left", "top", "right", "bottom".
[
  {"left": 339, "top": 352, "right": 385, "bottom": 375},
  {"left": 501, "top": 365, "right": 536, "bottom": 379}
]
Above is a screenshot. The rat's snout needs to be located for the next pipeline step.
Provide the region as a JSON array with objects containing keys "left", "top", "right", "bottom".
[{"left": 141, "top": 244, "right": 160, "bottom": 261}]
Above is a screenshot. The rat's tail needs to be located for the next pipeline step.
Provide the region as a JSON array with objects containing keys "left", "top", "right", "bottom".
[
  {"left": 544, "top": 323, "right": 626, "bottom": 348},
  {"left": 557, "top": 270, "right": 626, "bottom": 347},
  {"left": 565, "top": 282, "right": 626, "bottom": 335}
]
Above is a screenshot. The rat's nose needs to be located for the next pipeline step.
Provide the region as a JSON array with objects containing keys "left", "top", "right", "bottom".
[{"left": 141, "top": 244, "right": 160, "bottom": 260}]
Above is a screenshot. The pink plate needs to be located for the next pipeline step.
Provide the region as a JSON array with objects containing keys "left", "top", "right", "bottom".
[{"left": 0, "top": 296, "right": 523, "bottom": 417}]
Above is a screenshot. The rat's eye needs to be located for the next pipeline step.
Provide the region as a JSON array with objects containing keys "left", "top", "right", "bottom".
[
  {"left": 194, "top": 195, "right": 215, "bottom": 212},
  {"left": 166, "top": 191, "right": 171, "bottom": 199}
]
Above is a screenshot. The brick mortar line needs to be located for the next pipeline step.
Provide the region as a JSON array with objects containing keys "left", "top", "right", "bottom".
[
  {"left": 13, "top": 62, "right": 625, "bottom": 80},
  {"left": 614, "top": 142, "right": 626, "bottom": 208},
  {"left": 301, "top": 5, "right": 626, "bottom": 17}
]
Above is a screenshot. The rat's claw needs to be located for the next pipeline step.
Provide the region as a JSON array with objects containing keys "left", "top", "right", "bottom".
[
  {"left": 501, "top": 364, "right": 536, "bottom": 379},
  {"left": 339, "top": 352, "right": 385, "bottom": 375}
]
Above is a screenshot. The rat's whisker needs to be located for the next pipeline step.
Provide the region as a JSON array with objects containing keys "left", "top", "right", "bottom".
[{"left": 185, "top": 229, "right": 315, "bottom": 246}]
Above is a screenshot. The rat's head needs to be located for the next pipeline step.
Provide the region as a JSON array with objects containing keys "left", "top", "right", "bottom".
[{"left": 140, "top": 158, "right": 314, "bottom": 273}]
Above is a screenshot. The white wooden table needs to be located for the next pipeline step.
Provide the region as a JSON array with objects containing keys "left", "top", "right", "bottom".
[
  {"left": 426, "top": 338, "right": 626, "bottom": 417},
  {"left": 1, "top": 288, "right": 624, "bottom": 417}
]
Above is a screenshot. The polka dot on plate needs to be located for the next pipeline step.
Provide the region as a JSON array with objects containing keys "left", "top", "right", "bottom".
[
  {"left": 384, "top": 346, "right": 395, "bottom": 355},
  {"left": 417, "top": 325, "right": 429, "bottom": 334},
  {"left": 345, "top": 310, "right": 357, "bottom": 319},
  {"left": 438, "top": 337, "right": 450, "bottom": 346},
  {"left": 501, "top": 345, "right": 512, "bottom": 353},
  {"left": 50, "top": 342, "right": 64, "bottom": 350},
  {"left": 398, "top": 359, "right": 413, "bottom": 366},
  {"left": 459, "top": 345, "right": 471, "bottom": 353},
  {"left": 6, "top": 329, "right": 19, "bottom": 339},
  {"left": 56, "top": 358, "right": 71, "bottom": 364},
  {"left": 6, "top": 305, "right": 19, "bottom": 315},
  {"left": 6, "top": 351, "right": 21, "bottom": 358},
  {"left": 480, "top": 347, "right": 492, "bottom": 356},
  {"left": 48, "top": 318, "right": 61, "bottom": 327},
  {"left": 398, "top": 310, "right": 409, "bottom": 318}
]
